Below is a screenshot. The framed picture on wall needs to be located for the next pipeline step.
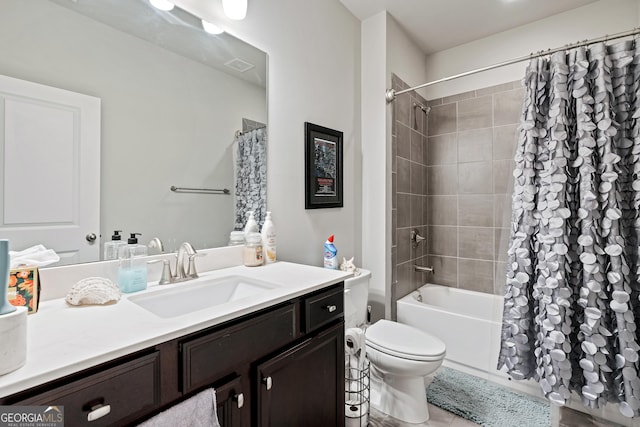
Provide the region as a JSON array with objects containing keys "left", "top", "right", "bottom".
[{"left": 304, "top": 122, "right": 343, "bottom": 209}]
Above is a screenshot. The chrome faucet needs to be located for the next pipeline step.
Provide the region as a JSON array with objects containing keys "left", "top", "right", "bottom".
[
  {"left": 148, "top": 242, "right": 205, "bottom": 285},
  {"left": 176, "top": 242, "right": 198, "bottom": 280}
]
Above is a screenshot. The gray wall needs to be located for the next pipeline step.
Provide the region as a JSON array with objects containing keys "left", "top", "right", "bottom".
[{"left": 391, "top": 74, "right": 524, "bottom": 316}]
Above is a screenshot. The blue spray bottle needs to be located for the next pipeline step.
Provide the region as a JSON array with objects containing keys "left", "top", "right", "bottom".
[{"left": 324, "top": 235, "right": 338, "bottom": 269}]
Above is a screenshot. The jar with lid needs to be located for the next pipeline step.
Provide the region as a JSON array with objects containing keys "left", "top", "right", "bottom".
[
  {"left": 228, "top": 230, "right": 245, "bottom": 246},
  {"left": 244, "top": 232, "right": 263, "bottom": 267}
]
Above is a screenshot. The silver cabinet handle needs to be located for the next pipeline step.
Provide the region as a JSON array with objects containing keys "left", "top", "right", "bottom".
[
  {"left": 234, "top": 393, "right": 244, "bottom": 409},
  {"left": 325, "top": 305, "right": 337, "bottom": 313},
  {"left": 87, "top": 404, "right": 111, "bottom": 421},
  {"left": 86, "top": 233, "right": 97, "bottom": 243},
  {"left": 263, "top": 376, "right": 272, "bottom": 390}
]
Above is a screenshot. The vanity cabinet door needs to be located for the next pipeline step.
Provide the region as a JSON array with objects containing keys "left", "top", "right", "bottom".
[
  {"left": 255, "top": 322, "right": 345, "bottom": 427},
  {"left": 12, "top": 352, "right": 160, "bottom": 427},
  {"left": 215, "top": 376, "right": 245, "bottom": 427}
]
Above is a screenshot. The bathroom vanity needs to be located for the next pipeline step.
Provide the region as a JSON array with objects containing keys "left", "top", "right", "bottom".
[{"left": 0, "top": 262, "right": 349, "bottom": 427}]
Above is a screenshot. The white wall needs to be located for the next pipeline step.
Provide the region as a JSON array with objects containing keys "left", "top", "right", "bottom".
[
  {"left": 386, "top": 15, "right": 430, "bottom": 99},
  {"left": 175, "top": 0, "right": 362, "bottom": 267},
  {"left": 423, "top": 0, "right": 639, "bottom": 99},
  {"left": 361, "top": 11, "right": 388, "bottom": 320}
]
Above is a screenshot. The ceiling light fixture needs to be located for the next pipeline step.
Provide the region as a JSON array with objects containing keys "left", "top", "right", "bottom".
[
  {"left": 149, "top": 0, "right": 174, "bottom": 11},
  {"left": 202, "top": 20, "right": 224, "bottom": 35},
  {"left": 222, "top": 0, "right": 247, "bottom": 20}
]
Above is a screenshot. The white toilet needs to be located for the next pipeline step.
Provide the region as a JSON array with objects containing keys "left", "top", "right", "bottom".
[{"left": 344, "top": 269, "right": 446, "bottom": 424}]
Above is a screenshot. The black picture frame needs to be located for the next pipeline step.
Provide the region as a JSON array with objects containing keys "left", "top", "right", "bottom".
[{"left": 304, "top": 122, "right": 343, "bottom": 209}]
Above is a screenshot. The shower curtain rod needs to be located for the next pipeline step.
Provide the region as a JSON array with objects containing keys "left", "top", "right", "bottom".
[{"left": 385, "top": 27, "right": 640, "bottom": 103}]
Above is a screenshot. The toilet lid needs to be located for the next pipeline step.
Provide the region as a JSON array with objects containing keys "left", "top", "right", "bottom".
[{"left": 365, "top": 320, "right": 446, "bottom": 361}]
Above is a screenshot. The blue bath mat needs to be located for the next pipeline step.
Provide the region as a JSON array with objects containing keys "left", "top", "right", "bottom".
[{"left": 427, "top": 367, "right": 550, "bottom": 427}]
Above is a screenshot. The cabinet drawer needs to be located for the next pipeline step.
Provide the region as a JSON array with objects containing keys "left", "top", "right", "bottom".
[
  {"left": 304, "top": 283, "right": 344, "bottom": 333},
  {"left": 181, "top": 303, "right": 296, "bottom": 394},
  {"left": 15, "top": 352, "right": 160, "bottom": 427}
]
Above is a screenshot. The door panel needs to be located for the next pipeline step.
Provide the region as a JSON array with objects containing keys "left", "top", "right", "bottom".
[{"left": 0, "top": 74, "right": 100, "bottom": 264}]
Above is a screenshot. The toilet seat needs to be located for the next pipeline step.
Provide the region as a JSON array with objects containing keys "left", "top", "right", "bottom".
[{"left": 366, "top": 320, "right": 446, "bottom": 361}]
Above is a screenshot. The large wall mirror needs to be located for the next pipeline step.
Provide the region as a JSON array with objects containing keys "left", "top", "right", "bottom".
[{"left": 0, "top": 0, "right": 267, "bottom": 265}]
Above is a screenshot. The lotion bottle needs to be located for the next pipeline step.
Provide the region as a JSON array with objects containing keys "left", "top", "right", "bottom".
[
  {"left": 117, "top": 233, "right": 148, "bottom": 293},
  {"left": 261, "top": 212, "right": 276, "bottom": 263},
  {"left": 244, "top": 211, "right": 259, "bottom": 239}
]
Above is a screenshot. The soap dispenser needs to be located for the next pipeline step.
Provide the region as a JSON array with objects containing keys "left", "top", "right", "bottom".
[
  {"left": 244, "top": 211, "right": 259, "bottom": 239},
  {"left": 104, "top": 230, "right": 126, "bottom": 261},
  {"left": 117, "top": 233, "right": 148, "bottom": 293}
]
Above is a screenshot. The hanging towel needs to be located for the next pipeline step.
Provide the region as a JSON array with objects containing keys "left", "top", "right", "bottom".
[
  {"left": 9, "top": 244, "right": 60, "bottom": 268},
  {"left": 138, "top": 388, "right": 221, "bottom": 427}
]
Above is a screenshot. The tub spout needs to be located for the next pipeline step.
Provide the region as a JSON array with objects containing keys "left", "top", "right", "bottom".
[{"left": 414, "top": 265, "right": 434, "bottom": 274}]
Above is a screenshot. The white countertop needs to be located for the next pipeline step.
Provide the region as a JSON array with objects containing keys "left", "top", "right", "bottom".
[{"left": 0, "top": 262, "right": 352, "bottom": 398}]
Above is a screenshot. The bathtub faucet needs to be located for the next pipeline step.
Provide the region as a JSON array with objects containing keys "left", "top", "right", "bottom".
[{"left": 414, "top": 265, "right": 434, "bottom": 274}]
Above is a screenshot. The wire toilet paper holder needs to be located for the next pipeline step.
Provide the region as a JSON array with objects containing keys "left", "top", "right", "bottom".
[{"left": 345, "top": 354, "right": 370, "bottom": 427}]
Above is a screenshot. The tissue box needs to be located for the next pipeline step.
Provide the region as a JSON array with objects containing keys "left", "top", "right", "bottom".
[{"left": 8, "top": 266, "right": 39, "bottom": 314}]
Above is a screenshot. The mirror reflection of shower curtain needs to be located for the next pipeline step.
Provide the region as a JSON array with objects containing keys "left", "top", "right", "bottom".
[
  {"left": 498, "top": 39, "right": 640, "bottom": 417},
  {"left": 234, "top": 128, "right": 267, "bottom": 230}
]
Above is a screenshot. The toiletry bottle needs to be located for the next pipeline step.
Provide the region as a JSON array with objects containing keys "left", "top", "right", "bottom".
[
  {"left": 324, "top": 235, "right": 338, "bottom": 269},
  {"left": 244, "top": 211, "right": 259, "bottom": 239},
  {"left": 104, "top": 230, "right": 126, "bottom": 261},
  {"left": 261, "top": 211, "right": 276, "bottom": 264},
  {"left": 117, "top": 233, "right": 148, "bottom": 293}
]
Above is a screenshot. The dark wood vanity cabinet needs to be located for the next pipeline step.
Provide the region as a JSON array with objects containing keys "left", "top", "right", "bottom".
[
  {"left": 3, "top": 352, "right": 161, "bottom": 427},
  {"left": 256, "top": 322, "right": 345, "bottom": 427},
  {"left": 0, "top": 282, "right": 345, "bottom": 427}
]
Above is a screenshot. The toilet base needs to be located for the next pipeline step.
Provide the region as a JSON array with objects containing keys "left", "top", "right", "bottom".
[{"left": 369, "top": 366, "right": 430, "bottom": 424}]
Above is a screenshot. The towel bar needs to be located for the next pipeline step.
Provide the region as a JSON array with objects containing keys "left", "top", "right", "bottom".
[{"left": 170, "top": 186, "right": 230, "bottom": 195}]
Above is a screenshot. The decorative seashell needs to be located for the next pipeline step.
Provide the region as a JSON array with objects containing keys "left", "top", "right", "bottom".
[{"left": 65, "top": 277, "right": 121, "bottom": 306}]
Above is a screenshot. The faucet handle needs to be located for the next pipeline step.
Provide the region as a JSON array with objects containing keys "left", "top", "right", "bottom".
[
  {"left": 147, "top": 259, "right": 174, "bottom": 285},
  {"left": 187, "top": 253, "right": 207, "bottom": 279}
]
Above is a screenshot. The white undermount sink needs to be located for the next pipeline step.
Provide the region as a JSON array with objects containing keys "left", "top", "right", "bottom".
[{"left": 128, "top": 275, "right": 279, "bottom": 318}]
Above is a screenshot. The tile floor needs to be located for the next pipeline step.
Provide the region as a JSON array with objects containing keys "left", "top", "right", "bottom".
[{"left": 369, "top": 405, "right": 481, "bottom": 427}]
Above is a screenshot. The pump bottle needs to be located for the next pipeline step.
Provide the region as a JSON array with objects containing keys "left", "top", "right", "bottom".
[
  {"left": 117, "top": 233, "right": 148, "bottom": 293},
  {"left": 104, "top": 230, "right": 126, "bottom": 260},
  {"left": 244, "top": 211, "right": 259, "bottom": 239},
  {"left": 261, "top": 212, "right": 277, "bottom": 264}
]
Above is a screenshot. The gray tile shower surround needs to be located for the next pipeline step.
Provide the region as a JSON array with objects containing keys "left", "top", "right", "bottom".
[
  {"left": 389, "top": 75, "right": 609, "bottom": 427},
  {"left": 391, "top": 73, "right": 523, "bottom": 319}
]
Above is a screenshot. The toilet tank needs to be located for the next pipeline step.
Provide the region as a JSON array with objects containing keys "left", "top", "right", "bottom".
[{"left": 344, "top": 269, "right": 371, "bottom": 328}]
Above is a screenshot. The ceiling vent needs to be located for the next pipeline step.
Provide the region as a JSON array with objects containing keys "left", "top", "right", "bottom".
[{"left": 224, "top": 58, "right": 255, "bottom": 73}]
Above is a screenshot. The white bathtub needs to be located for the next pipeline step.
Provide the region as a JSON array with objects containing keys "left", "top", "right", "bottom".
[{"left": 397, "top": 283, "right": 539, "bottom": 396}]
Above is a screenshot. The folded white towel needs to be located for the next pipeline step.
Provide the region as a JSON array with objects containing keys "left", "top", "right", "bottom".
[
  {"left": 138, "top": 388, "right": 220, "bottom": 427},
  {"left": 9, "top": 244, "right": 60, "bottom": 268}
]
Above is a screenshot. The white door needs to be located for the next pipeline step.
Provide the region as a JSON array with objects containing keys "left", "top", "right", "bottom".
[{"left": 0, "top": 74, "right": 100, "bottom": 265}]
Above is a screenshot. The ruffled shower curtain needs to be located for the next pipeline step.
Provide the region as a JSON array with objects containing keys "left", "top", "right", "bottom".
[
  {"left": 498, "top": 40, "right": 640, "bottom": 417},
  {"left": 234, "top": 127, "right": 267, "bottom": 229}
]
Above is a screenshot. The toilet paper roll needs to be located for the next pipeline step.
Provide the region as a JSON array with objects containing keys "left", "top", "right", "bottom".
[
  {"left": 345, "top": 327, "right": 364, "bottom": 357},
  {"left": 345, "top": 400, "right": 369, "bottom": 427},
  {"left": 0, "top": 306, "right": 27, "bottom": 375}
]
